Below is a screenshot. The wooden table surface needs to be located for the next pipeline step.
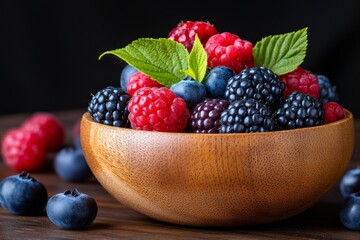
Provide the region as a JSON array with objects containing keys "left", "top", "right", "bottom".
[{"left": 1, "top": 109, "right": 360, "bottom": 240}]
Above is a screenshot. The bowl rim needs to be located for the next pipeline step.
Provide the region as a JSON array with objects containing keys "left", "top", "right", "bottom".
[{"left": 81, "top": 109, "right": 353, "bottom": 136}]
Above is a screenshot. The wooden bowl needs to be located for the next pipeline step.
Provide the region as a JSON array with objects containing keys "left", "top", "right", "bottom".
[{"left": 80, "top": 110, "right": 355, "bottom": 227}]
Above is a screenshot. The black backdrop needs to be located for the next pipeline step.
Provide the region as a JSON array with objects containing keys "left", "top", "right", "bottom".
[{"left": 1, "top": 1, "right": 359, "bottom": 116}]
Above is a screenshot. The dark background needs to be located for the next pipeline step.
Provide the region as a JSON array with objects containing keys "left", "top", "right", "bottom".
[{"left": 1, "top": 1, "right": 359, "bottom": 116}]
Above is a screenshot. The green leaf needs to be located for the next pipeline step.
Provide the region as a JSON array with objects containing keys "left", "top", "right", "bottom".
[
  {"left": 99, "top": 38, "right": 189, "bottom": 87},
  {"left": 253, "top": 27, "right": 308, "bottom": 75},
  {"left": 181, "top": 34, "right": 208, "bottom": 82}
]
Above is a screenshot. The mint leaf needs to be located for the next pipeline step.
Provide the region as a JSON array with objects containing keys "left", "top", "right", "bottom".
[
  {"left": 99, "top": 38, "right": 189, "bottom": 87},
  {"left": 181, "top": 35, "right": 208, "bottom": 82},
  {"left": 253, "top": 27, "right": 308, "bottom": 75}
]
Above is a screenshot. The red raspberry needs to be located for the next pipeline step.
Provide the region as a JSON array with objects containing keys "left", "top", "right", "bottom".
[
  {"left": 323, "top": 101, "right": 345, "bottom": 124},
  {"left": 205, "top": 32, "right": 254, "bottom": 73},
  {"left": 22, "top": 112, "right": 65, "bottom": 152},
  {"left": 128, "top": 87, "right": 190, "bottom": 132},
  {"left": 280, "top": 66, "right": 320, "bottom": 99},
  {"left": 168, "top": 20, "right": 218, "bottom": 52},
  {"left": 1, "top": 128, "right": 47, "bottom": 172},
  {"left": 127, "top": 72, "right": 164, "bottom": 96}
]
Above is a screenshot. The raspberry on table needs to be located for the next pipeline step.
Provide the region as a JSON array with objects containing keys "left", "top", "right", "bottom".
[
  {"left": 127, "top": 87, "right": 190, "bottom": 132},
  {"left": 274, "top": 91, "right": 324, "bottom": 130},
  {"left": 279, "top": 66, "right": 320, "bottom": 99},
  {"left": 168, "top": 20, "right": 218, "bottom": 52},
  {"left": 21, "top": 112, "right": 65, "bottom": 152},
  {"left": 323, "top": 101, "right": 345, "bottom": 124},
  {"left": 205, "top": 32, "right": 254, "bottom": 73},
  {"left": 220, "top": 98, "right": 274, "bottom": 133},
  {"left": 88, "top": 86, "right": 131, "bottom": 128},
  {"left": 127, "top": 71, "right": 163, "bottom": 96},
  {"left": 1, "top": 128, "right": 47, "bottom": 172},
  {"left": 224, "top": 66, "right": 285, "bottom": 110},
  {"left": 190, "top": 98, "right": 229, "bottom": 133}
]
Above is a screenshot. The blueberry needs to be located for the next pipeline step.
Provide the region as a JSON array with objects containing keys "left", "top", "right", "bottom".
[
  {"left": 73, "top": 135, "right": 82, "bottom": 150},
  {"left": 315, "top": 74, "right": 339, "bottom": 104},
  {"left": 0, "top": 171, "right": 48, "bottom": 215},
  {"left": 170, "top": 77, "right": 208, "bottom": 111},
  {"left": 203, "top": 66, "right": 235, "bottom": 99},
  {"left": 54, "top": 148, "right": 92, "bottom": 182},
  {"left": 339, "top": 167, "right": 360, "bottom": 198},
  {"left": 120, "top": 64, "right": 138, "bottom": 93},
  {"left": 46, "top": 188, "right": 97, "bottom": 230},
  {"left": 339, "top": 192, "right": 360, "bottom": 230}
]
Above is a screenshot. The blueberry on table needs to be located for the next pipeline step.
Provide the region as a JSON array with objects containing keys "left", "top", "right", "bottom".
[
  {"left": 73, "top": 135, "right": 82, "bottom": 150},
  {"left": 339, "top": 191, "right": 360, "bottom": 230},
  {"left": 0, "top": 171, "right": 48, "bottom": 215},
  {"left": 54, "top": 147, "right": 92, "bottom": 182},
  {"left": 46, "top": 188, "right": 98, "bottom": 230},
  {"left": 339, "top": 167, "right": 360, "bottom": 198}
]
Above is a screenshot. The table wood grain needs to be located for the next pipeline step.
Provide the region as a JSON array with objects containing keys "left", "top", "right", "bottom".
[{"left": 1, "top": 109, "right": 360, "bottom": 240}]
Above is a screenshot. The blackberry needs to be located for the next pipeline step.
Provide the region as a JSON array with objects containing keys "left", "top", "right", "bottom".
[
  {"left": 220, "top": 98, "right": 274, "bottom": 133},
  {"left": 274, "top": 91, "right": 324, "bottom": 130},
  {"left": 315, "top": 74, "right": 339, "bottom": 104},
  {"left": 224, "top": 67, "right": 285, "bottom": 110},
  {"left": 88, "top": 86, "right": 131, "bottom": 127},
  {"left": 190, "top": 98, "right": 229, "bottom": 133}
]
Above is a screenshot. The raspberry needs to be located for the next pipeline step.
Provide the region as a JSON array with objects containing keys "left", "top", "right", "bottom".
[
  {"left": 127, "top": 72, "right": 163, "bottom": 96},
  {"left": 128, "top": 87, "right": 190, "bottom": 132},
  {"left": 220, "top": 98, "right": 274, "bottom": 133},
  {"left": 1, "top": 128, "right": 47, "bottom": 172},
  {"left": 168, "top": 20, "right": 218, "bottom": 52},
  {"left": 224, "top": 67, "right": 285, "bottom": 110},
  {"left": 274, "top": 91, "right": 324, "bottom": 130},
  {"left": 190, "top": 98, "right": 229, "bottom": 133},
  {"left": 323, "top": 101, "right": 345, "bottom": 124},
  {"left": 280, "top": 66, "right": 320, "bottom": 99},
  {"left": 205, "top": 32, "right": 254, "bottom": 73},
  {"left": 22, "top": 112, "right": 65, "bottom": 152},
  {"left": 88, "top": 86, "right": 131, "bottom": 128}
]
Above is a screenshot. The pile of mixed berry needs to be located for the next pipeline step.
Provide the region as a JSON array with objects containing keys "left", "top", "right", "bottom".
[{"left": 88, "top": 20, "right": 346, "bottom": 133}]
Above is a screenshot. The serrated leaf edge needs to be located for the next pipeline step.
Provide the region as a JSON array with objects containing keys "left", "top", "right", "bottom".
[{"left": 254, "top": 27, "right": 308, "bottom": 75}]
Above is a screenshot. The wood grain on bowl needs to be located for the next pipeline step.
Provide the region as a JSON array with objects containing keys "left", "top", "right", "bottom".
[{"left": 80, "top": 110, "right": 355, "bottom": 227}]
